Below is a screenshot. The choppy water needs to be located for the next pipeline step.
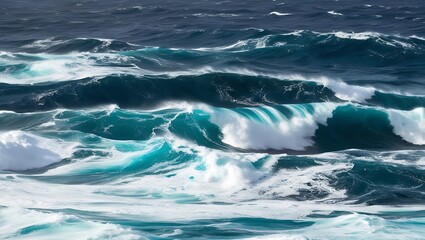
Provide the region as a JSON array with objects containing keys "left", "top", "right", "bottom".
[{"left": 1, "top": 0, "right": 425, "bottom": 239}]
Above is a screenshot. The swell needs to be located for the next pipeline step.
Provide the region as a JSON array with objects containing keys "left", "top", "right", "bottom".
[
  {"left": 18, "top": 31, "right": 425, "bottom": 58},
  {"left": 0, "top": 73, "right": 340, "bottom": 112},
  {"left": 1, "top": 72, "right": 425, "bottom": 113}
]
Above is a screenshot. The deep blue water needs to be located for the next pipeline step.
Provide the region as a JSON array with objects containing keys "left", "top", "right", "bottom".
[{"left": 1, "top": 0, "right": 425, "bottom": 239}]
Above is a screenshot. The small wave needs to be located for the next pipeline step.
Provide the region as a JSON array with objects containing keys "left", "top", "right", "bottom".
[
  {"left": 268, "top": 11, "right": 292, "bottom": 16},
  {"left": 192, "top": 13, "right": 241, "bottom": 17},
  {"left": 327, "top": 11, "right": 343, "bottom": 16},
  {"left": 332, "top": 31, "right": 381, "bottom": 40},
  {"left": 21, "top": 38, "right": 138, "bottom": 53},
  {"left": 411, "top": 35, "right": 425, "bottom": 41},
  {"left": 22, "top": 38, "right": 69, "bottom": 50},
  {"left": 113, "top": 5, "right": 145, "bottom": 14}
]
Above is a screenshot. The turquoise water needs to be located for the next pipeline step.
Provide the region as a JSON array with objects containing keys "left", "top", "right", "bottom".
[{"left": 1, "top": 0, "right": 425, "bottom": 239}]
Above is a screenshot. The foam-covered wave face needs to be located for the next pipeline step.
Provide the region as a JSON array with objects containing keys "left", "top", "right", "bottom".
[
  {"left": 206, "top": 103, "right": 425, "bottom": 151},
  {"left": 388, "top": 107, "right": 425, "bottom": 145},
  {"left": 207, "top": 103, "right": 337, "bottom": 151},
  {"left": 0, "top": 131, "right": 74, "bottom": 171}
]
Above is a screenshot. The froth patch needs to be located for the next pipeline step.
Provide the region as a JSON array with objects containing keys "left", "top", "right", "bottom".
[
  {"left": 0, "top": 131, "right": 72, "bottom": 171},
  {"left": 0, "top": 52, "right": 141, "bottom": 84}
]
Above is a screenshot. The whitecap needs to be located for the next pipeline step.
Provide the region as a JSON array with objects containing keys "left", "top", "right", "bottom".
[
  {"left": 192, "top": 13, "right": 240, "bottom": 17},
  {"left": 327, "top": 11, "right": 343, "bottom": 16},
  {"left": 268, "top": 11, "right": 292, "bottom": 16},
  {"left": 0, "top": 52, "right": 143, "bottom": 84},
  {"left": 22, "top": 38, "right": 69, "bottom": 50},
  {"left": 411, "top": 35, "right": 425, "bottom": 41},
  {"left": 333, "top": 31, "right": 381, "bottom": 40}
]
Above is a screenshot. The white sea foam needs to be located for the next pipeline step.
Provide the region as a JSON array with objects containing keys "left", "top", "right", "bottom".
[
  {"left": 0, "top": 131, "right": 75, "bottom": 171},
  {"left": 0, "top": 133, "right": 424, "bottom": 240},
  {"left": 314, "top": 150, "right": 425, "bottom": 169},
  {"left": 333, "top": 31, "right": 381, "bottom": 40},
  {"left": 1, "top": 152, "right": 423, "bottom": 223},
  {"left": 22, "top": 37, "right": 138, "bottom": 51},
  {"left": 306, "top": 213, "right": 425, "bottom": 239},
  {"left": 0, "top": 52, "right": 143, "bottom": 84},
  {"left": 0, "top": 207, "right": 139, "bottom": 240},
  {"left": 22, "top": 38, "right": 69, "bottom": 50},
  {"left": 251, "top": 161, "right": 351, "bottom": 199}
]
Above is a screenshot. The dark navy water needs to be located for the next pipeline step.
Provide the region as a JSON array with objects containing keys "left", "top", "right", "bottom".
[{"left": 1, "top": 1, "right": 425, "bottom": 239}]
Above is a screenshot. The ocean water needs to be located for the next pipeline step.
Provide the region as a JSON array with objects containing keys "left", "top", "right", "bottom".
[{"left": 1, "top": 0, "right": 425, "bottom": 239}]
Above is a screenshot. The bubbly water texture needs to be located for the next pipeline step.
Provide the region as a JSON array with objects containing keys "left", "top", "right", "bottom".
[{"left": 1, "top": 0, "right": 425, "bottom": 239}]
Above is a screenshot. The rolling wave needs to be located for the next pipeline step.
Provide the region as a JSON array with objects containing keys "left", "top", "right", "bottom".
[{"left": 1, "top": 103, "right": 424, "bottom": 155}]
